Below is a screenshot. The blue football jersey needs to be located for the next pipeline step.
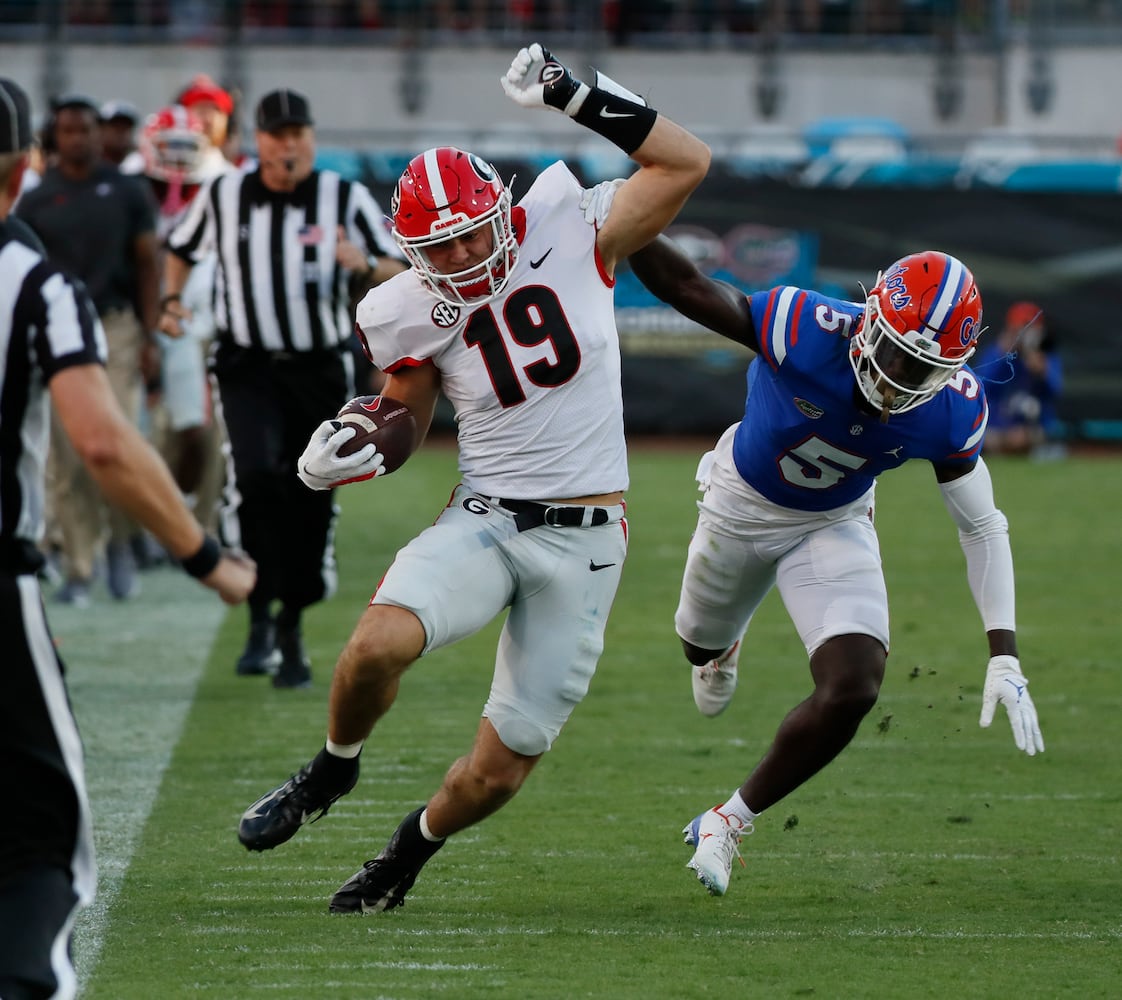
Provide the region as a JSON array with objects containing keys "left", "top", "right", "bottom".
[{"left": 730, "top": 286, "right": 988, "bottom": 512}]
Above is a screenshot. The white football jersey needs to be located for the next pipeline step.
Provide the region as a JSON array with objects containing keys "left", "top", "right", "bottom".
[{"left": 356, "top": 161, "right": 628, "bottom": 501}]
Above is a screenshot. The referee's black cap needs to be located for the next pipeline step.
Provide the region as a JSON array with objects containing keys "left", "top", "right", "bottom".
[
  {"left": 255, "top": 89, "right": 314, "bottom": 133},
  {"left": 0, "top": 78, "right": 33, "bottom": 153}
]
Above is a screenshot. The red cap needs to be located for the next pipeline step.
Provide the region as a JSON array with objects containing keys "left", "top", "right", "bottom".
[
  {"left": 179, "top": 77, "right": 233, "bottom": 116},
  {"left": 1006, "top": 301, "right": 1043, "bottom": 330}
]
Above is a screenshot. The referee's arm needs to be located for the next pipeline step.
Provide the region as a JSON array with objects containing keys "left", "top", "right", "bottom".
[
  {"left": 341, "top": 180, "right": 408, "bottom": 295},
  {"left": 158, "top": 252, "right": 193, "bottom": 337},
  {"left": 50, "top": 362, "right": 256, "bottom": 603}
]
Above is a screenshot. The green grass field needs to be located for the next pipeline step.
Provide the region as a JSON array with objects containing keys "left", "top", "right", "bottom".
[{"left": 60, "top": 445, "right": 1120, "bottom": 999}]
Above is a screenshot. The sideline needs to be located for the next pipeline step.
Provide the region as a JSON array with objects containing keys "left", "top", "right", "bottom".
[{"left": 51, "top": 566, "right": 227, "bottom": 987}]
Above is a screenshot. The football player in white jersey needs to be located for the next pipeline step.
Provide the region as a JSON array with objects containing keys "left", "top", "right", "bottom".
[
  {"left": 614, "top": 228, "right": 1044, "bottom": 898},
  {"left": 238, "top": 43, "right": 711, "bottom": 913},
  {"left": 141, "top": 105, "right": 229, "bottom": 530}
]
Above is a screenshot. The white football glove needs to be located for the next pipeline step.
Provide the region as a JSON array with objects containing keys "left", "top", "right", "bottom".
[
  {"left": 296, "top": 419, "right": 385, "bottom": 491},
  {"left": 579, "top": 178, "right": 625, "bottom": 228},
  {"left": 500, "top": 43, "right": 589, "bottom": 115},
  {"left": 979, "top": 654, "right": 1044, "bottom": 756}
]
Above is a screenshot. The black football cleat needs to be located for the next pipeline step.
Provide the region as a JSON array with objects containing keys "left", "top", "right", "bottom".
[
  {"left": 236, "top": 621, "right": 281, "bottom": 676},
  {"left": 329, "top": 807, "right": 445, "bottom": 914},
  {"left": 239, "top": 750, "right": 359, "bottom": 851},
  {"left": 272, "top": 625, "right": 312, "bottom": 689}
]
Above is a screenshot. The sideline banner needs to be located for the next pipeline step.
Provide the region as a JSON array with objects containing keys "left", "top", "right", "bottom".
[{"left": 628, "top": 169, "right": 1122, "bottom": 436}]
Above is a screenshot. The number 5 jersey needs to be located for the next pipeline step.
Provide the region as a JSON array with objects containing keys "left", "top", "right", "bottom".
[{"left": 732, "top": 285, "right": 989, "bottom": 511}]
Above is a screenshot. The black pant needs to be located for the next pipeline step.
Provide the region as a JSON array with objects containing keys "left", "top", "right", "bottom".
[
  {"left": 213, "top": 344, "right": 352, "bottom": 616},
  {"left": 0, "top": 570, "right": 92, "bottom": 1000}
]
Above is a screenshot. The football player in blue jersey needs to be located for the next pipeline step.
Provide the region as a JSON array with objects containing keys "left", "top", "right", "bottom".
[{"left": 626, "top": 232, "right": 1045, "bottom": 898}]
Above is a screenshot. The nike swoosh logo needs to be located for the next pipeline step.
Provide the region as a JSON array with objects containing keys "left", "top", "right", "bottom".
[
  {"left": 530, "top": 248, "right": 552, "bottom": 269},
  {"left": 599, "top": 108, "right": 634, "bottom": 119},
  {"left": 589, "top": 560, "right": 616, "bottom": 572}
]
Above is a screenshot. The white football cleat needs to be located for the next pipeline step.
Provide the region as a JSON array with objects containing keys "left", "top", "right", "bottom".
[
  {"left": 683, "top": 806, "right": 752, "bottom": 896},
  {"left": 691, "top": 641, "right": 740, "bottom": 717}
]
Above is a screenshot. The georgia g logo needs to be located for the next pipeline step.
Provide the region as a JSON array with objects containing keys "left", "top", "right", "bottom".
[
  {"left": 463, "top": 496, "right": 491, "bottom": 516},
  {"left": 468, "top": 153, "right": 495, "bottom": 182}
]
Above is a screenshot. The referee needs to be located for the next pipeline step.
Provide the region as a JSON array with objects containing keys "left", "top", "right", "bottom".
[
  {"left": 159, "top": 88, "right": 406, "bottom": 689},
  {"left": 0, "top": 78, "right": 255, "bottom": 1000}
]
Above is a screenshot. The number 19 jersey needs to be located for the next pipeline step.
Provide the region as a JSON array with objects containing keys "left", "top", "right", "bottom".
[{"left": 356, "top": 162, "right": 627, "bottom": 501}]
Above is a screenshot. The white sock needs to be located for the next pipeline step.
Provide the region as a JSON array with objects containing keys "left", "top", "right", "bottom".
[
  {"left": 418, "top": 808, "right": 443, "bottom": 843},
  {"left": 325, "top": 739, "right": 363, "bottom": 759},
  {"left": 720, "top": 790, "right": 759, "bottom": 826}
]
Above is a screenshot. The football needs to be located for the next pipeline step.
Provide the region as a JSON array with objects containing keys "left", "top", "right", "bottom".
[{"left": 333, "top": 395, "right": 417, "bottom": 474}]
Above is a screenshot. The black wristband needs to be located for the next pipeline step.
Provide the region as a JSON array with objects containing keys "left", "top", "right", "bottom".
[
  {"left": 160, "top": 293, "right": 182, "bottom": 310},
  {"left": 572, "top": 88, "right": 658, "bottom": 155},
  {"left": 181, "top": 534, "right": 221, "bottom": 579}
]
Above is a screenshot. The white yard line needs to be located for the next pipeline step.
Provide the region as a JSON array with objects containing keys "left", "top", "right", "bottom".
[{"left": 51, "top": 567, "right": 227, "bottom": 988}]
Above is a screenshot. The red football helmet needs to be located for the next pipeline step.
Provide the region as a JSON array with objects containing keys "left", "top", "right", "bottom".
[
  {"left": 391, "top": 146, "right": 518, "bottom": 307},
  {"left": 850, "top": 251, "right": 982, "bottom": 415},
  {"left": 140, "top": 104, "right": 208, "bottom": 183}
]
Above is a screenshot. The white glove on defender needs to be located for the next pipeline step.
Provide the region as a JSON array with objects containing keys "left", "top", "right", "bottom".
[
  {"left": 297, "top": 419, "right": 385, "bottom": 491},
  {"left": 579, "top": 178, "right": 624, "bottom": 227},
  {"left": 979, "top": 654, "right": 1044, "bottom": 756}
]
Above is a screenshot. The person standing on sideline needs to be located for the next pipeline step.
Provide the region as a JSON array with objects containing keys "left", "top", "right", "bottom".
[
  {"left": 176, "top": 75, "right": 240, "bottom": 170},
  {"left": 237, "top": 43, "right": 711, "bottom": 913},
  {"left": 98, "top": 99, "right": 143, "bottom": 173},
  {"left": 140, "top": 104, "right": 232, "bottom": 532},
  {"left": 975, "top": 301, "right": 1063, "bottom": 456},
  {"left": 16, "top": 93, "right": 160, "bottom": 605},
  {"left": 158, "top": 88, "right": 407, "bottom": 688},
  {"left": 616, "top": 229, "right": 1043, "bottom": 898},
  {"left": 0, "top": 78, "right": 255, "bottom": 1000}
]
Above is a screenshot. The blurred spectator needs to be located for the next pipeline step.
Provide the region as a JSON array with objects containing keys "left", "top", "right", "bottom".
[
  {"left": 178, "top": 75, "right": 237, "bottom": 165},
  {"left": 99, "top": 99, "right": 144, "bottom": 172},
  {"left": 976, "top": 301, "right": 1064, "bottom": 456},
  {"left": 13, "top": 132, "right": 47, "bottom": 208},
  {"left": 139, "top": 104, "right": 232, "bottom": 534},
  {"left": 16, "top": 94, "right": 161, "bottom": 605}
]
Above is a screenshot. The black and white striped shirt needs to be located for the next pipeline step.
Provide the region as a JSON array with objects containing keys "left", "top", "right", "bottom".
[
  {"left": 166, "top": 168, "right": 402, "bottom": 353},
  {"left": 0, "top": 220, "right": 105, "bottom": 550}
]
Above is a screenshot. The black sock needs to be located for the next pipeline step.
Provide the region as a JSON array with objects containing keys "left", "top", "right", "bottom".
[
  {"left": 392, "top": 807, "right": 446, "bottom": 858},
  {"left": 313, "top": 746, "right": 359, "bottom": 787}
]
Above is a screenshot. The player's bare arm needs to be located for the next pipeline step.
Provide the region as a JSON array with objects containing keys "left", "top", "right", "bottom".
[
  {"left": 630, "top": 234, "right": 759, "bottom": 351},
  {"left": 381, "top": 362, "right": 442, "bottom": 452},
  {"left": 594, "top": 118, "right": 710, "bottom": 275}
]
